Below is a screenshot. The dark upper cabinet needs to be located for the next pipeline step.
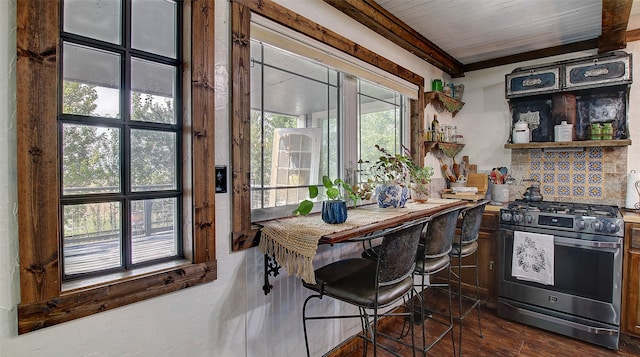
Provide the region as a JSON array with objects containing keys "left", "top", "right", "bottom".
[
  {"left": 504, "top": 51, "right": 632, "bottom": 144},
  {"left": 505, "top": 51, "right": 632, "bottom": 99},
  {"left": 565, "top": 54, "right": 632, "bottom": 90},
  {"left": 506, "top": 66, "right": 561, "bottom": 99}
]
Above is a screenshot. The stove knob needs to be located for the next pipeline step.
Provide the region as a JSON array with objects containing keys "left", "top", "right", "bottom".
[
  {"left": 608, "top": 222, "right": 620, "bottom": 234},
  {"left": 576, "top": 220, "right": 586, "bottom": 230},
  {"left": 592, "top": 220, "right": 604, "bottom": 232},
  {"left": 525, "top": 215, "right": 533, "bottom": 224},
  {"left": 501, "top": 212, "right": 512, "bottom": 222},
  {"left": 513, "top": 213, "right": 524, "bottom": 223}
]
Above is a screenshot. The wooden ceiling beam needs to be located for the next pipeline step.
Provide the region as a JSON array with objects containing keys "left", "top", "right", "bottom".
[
  {"left": 626, "top": 28, "right": 640, "bottom": 42},
  {"left": 599, "top": 0, "right": 633, "bottom": 53},
  {"left": 323, "top": 0, "right": 464, "bottom": 78},
  {"left": 464, "top": 39, "right": 599, "bottom": 72}
]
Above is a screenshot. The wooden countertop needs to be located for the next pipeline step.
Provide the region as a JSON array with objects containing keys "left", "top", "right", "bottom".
[
  {"left": 485, "top": 204, "right": 505, "bottom": 212},
  {"left": 622, "top": 209, "right": 640, "bottom": 223},
  {"left": 320, "top": 199, "right": 467, "bottom": 244}
]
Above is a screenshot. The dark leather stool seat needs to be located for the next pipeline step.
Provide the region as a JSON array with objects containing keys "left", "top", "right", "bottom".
[{"left": 303, "top": 258, "right": 414, "bottom": 308}]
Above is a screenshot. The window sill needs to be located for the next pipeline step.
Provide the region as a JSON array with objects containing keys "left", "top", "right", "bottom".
[
  {"left": 61, "top": 259, "right": 191, "bottom": 293},
  {"left": 18, "top": 259, "right": 217, "bottom": 334}
]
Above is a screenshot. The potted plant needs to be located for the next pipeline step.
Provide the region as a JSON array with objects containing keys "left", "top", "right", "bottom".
[
  {"left": 293, "top": 175, "right": 373, "bottom": 224},
  {"left": 366, "top": 145, "right": 435, "bottom": 206},
  {"left": 409, "top": 164, "right": 434, "bottom": 203},
  {"left": 368, "top": 145, "right": 414, "bottom": 208}
]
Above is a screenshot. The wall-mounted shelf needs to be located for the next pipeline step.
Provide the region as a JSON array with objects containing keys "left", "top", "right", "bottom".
[
  {"left": 504, "top": 139, "right": 631, "bottom": 149},
  {"left": 424, "top": 141, "right": 465, "bottom": 157},
  {"left": 424, "top": 91, "right": 465, "bottom": 117}
]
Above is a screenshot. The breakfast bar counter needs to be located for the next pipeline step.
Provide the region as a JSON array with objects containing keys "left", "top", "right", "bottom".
[{"left": 257, "top": 198, "right": 466, "bottom": 292}]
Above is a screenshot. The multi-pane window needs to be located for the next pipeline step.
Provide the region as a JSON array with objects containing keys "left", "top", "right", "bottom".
[
  {"left": 357, "top": 79, "right": 405, "bottom": 181},
  {"left": 249, "top": 40, "right": 405, "bottom": 221},
  {"left": 60, "top": 0, "right": 182, "bottom": 279}
]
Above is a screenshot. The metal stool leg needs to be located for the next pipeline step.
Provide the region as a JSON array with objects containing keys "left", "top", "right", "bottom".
[
  {"left": 474, "top": 251, "right": 483, "bottom": 339},
  {"left": 457, "top": 252, "right": 464, "bottom": 357}
]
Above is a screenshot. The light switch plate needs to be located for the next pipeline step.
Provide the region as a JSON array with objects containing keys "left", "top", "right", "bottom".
[{"left": 215, "top": 166, "right": 227, "bottom": 193}]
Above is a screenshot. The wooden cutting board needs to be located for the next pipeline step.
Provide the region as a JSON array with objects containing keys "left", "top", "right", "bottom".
[{"left": 466, "top": 173, "right": 488, "bottom": 193}]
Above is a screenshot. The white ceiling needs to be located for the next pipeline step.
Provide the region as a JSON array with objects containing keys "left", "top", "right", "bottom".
[{"left": 374, "top": 0, "right": 640, "bottom": 66}]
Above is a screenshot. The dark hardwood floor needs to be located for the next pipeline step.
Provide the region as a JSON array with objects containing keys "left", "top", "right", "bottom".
[{"left": 325, "top": 289, "right": 640, "bottom": 357}]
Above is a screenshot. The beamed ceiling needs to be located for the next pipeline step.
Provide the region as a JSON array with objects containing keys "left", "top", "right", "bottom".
[{"left": 323, "top": 0, "right": 640, "bottom": 77}]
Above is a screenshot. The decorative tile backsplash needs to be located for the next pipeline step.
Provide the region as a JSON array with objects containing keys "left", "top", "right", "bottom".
[
  {"left": 510, "top": 146, "right": 627, "bottom": 206},
  {"left": 531, "top": 149, "right": 604, "bottom": 198}
]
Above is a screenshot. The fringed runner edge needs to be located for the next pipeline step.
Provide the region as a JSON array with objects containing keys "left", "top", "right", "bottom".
[{"left": 259, "top": 231, "right": 318, "bottom": 284}]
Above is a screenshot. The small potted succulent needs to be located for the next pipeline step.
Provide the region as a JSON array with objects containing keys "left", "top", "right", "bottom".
[
  {"left": 293, "top": 175, "right": 373, "bottom": 224},
  {"left": 409, "top": 164, "right": 434, "bottom": 203}
]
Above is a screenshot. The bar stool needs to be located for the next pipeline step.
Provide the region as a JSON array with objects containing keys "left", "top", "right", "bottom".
[
  {"left": 412, "top": 206, "right": 463, "bottom": 356},
  {"left": 450, "top": 199, "right": 489, "bottom": 356},
  {"left": 302, "top": 218, "right": 429, "bottom": 357}
]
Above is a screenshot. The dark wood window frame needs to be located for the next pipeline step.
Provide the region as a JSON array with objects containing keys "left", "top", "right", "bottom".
[
  {"left": 230, "top": 0, "right": 426, "bottom": 251},
  {"left": 16, "top": 0, "right": 217, "bottom": 334}
]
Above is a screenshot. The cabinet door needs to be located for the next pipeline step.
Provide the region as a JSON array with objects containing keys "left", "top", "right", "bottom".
[
  {"left": 623, "top": 251, "right": 640, "bottom": 336},
  {"left": 565, "top": 53, "right": 631, "bottom": 90},
  {"left": 505, "top": 66, "right": 561, "bottom": 98},
  {"left": 434, "top": 215, "right": 497, "bottom": 302},
  {"left": 623, "top": 224, "right": 640, "bottom": 336}
]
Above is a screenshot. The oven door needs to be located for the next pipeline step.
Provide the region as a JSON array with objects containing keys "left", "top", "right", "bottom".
[{"left": 498, "top": 226, "right": 622, "bottom": 325}]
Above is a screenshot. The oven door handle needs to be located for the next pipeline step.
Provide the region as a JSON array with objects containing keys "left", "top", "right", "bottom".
[
  {"left": 554, "top": 236, "right": 621, "bottom": 249},
  {"left": 501, "top": 301, "right": 618, "bottom": 336}
]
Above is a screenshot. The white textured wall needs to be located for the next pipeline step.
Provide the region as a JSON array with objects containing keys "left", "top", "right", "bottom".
[
  {"left": 626, "top": 40, "right": 640, "bottom": 172},
  {"left": 2, "top": 0, "right": 640, "bottom": 356},
  {"left": 1, "top": 1, "right": 19, "bottom": 356}
]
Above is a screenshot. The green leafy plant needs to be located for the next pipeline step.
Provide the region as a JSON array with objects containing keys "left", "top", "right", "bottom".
[
  {"left": 365, "top": 145, "right": 435, "bottom": 196},
  {"left": 409, "top": 164, "right": 434, "bottom": 199},
  {"left": 368, "top": 144, "right": 417, "bottom": 186},
  {"left": 410, "top": 164, "right": 435, "bottom": 185},
  {"left": 292, "top": 175, "right": 373, "bottom": 216}
]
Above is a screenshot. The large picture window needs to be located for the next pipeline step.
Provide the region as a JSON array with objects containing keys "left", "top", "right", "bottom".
[{"left": 249, "top": 39, "right": 407, "bottom": 221}]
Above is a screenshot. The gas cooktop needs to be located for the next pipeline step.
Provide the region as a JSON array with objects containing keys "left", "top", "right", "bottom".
[
  {"left": 500, "top": 199, "right": 623, "bottom": 237},
  {"left": 506, "top": 199, "right": 621, "bottom": 218}
]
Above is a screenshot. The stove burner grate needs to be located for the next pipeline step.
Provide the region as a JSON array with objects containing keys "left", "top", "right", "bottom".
[{"left": 507, "top": 200, "right": 619, "bottom": 218}]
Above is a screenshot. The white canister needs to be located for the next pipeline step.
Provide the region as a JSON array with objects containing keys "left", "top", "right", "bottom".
[
  {"left": 491, "top": 184, "right": 510, "bottom": 202},
  {"left": 512, "top": 120, "right": 530, "bottom": 144},
  {"left": 554, "top": 121, "right": 573, "bottom": 142}
]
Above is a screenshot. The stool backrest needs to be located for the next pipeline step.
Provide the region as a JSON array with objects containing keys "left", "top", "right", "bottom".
[
  {"left": 459, "top": 200, "right": 489, "bottom": 244},
  {"left": 376, "top": 218, "right": 428, "bottom": 286},
  {"left": 420, "top": 206, "right": 463, "bottom": 259}
]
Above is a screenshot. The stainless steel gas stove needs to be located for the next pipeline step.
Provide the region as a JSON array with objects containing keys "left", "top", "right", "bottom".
[{"left": 498, "top": 199, "right": 624, "bottom": 350}]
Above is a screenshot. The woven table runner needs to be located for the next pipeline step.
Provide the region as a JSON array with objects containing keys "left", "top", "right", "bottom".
[{"left": 259, "top": 199, "right": 457, "bottom": 284}]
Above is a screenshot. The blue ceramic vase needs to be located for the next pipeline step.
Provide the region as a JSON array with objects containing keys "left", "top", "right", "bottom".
[
  {"left": 375, "top": 184, "right": 409, "bottom": 208},
  {"left": 321, "top": 200, "right": 348, "bottom": 224}
]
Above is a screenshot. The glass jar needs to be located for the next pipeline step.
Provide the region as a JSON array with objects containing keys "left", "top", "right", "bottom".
[
  {"left": 447, "top": 126, "right": 457, "bottom": 143},
  {"left": 601, "top": 123, "right": 613, "bottom": 140},
  {"left": 590, "top": 123, "right": 602, "bottom": 140}
]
